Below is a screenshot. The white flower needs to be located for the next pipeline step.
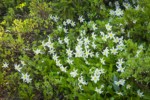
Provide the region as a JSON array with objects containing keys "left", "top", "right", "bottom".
[
  {"left": 108, "top": 32, "right": 115, "bottom": 39},
  {"left": 77, "top": 38, "right": 83, "bottom": 46},
  {"left": 75, "top": 45, "right": 84, "bottom": 57},
  {"left": 78, "top": 84, "right": 83, "bottom": 90},
  {"left": 110, "top": 47, "right": 118, "bottom": 55},
  {"left": 78, "top": 75, "right": 88, "bottom": 85},
  {"left": 66, "top": 48, "right": 73, "bottom": 58},
  {"left": 53, "top": 15, "right": 59, "bottom": 22},
  {"left": 99, "top": 68, "right": 105, "bottom": 74},
  {"left": 34, "top": 49, "right": 42, "bottom": 55},
  {"left": 113, "top": 37, "right": 120, "bottom": 43},
  {"left": 60, "top": 66, "right": 67, "bottom": 73},
  {"left": 21, "top": 61, "right": 26, "bottom": 66},
  {"left": 71, "top": 21, "right": 76, "bottom": 27},
  {"left": 102, "top": 35, "right": 109, "bottom": 41},
  {"left": 138, "top": 45, "right": 144, "bottom": 50},
  {"left": 52, "top": 54, "right": 58, "bottom": 61},
  {"left": 42, "top": 41, "right": 47, "bottom": 49},
  {"left": 123, "top": 2, "right": 131, "bottom": 9},
  {"left": 116, "top": 42, "right": 125, "bottom": 51},
  {"left": 58, "top": 38, "right": 63, "bottom": 44},
  {"left": 84, "top": 37, "right": 90, "bottom": 45},
  {"left": 115, "top": 1, "right": 119, "bottom": 7},
  {"left": 56, "top": 60, "right": 62, "bottom": 67},
  {"left": 94, "top": 68, "right": 101, "bottom": 76},
  {"left": 84, "top": 44, "right": 89, "bottom": 49},
  {"left": 105, "top": 23, "right": 112, "bottom": 31},
  {"left": 64, "top": 37, "right": 69, "bottom": 45},
  {"left": 92, "top": 42, "right": 97, "bottom": 49},
  {"left": 47, "top": 42, "right": 54, "bottom": 50},
  {"left": 75, "top": 50, "right": 84, "bottom": 57},
  {"left": 126, "top": 84, "right": 131, "bottom": 89},
  {"left": 100, "top": 31, "right": 104, "bottom": 36},
  {"left": 110, "top": 10, "right": 115, "bottom": 15},
  {"left": 21, "top": 73, "right": 32, "bottom": 83},
  {"left": 102, "top": 47, "right": 109, "bottom": 57},
  {"left": 116, "top": 92, "right": 123, "bottom": 96},
  {"left": 119, "top": 79, "right": 125, "bottom": 86},
  {"left": 118, "top": 36, "right": 123, "bottom": 42},
  {"left": 133, "top": 20, "right": 137, "bottom": 24},
  {"left": 66, "top": 19, "right": 71, "bottom": 24},
  {"left": 14, "top": 64, "right": 22, "bottom": 72},
  {"left": 92, "top": 23, "right": 97, "bottom": 30},
  {"left": 26, "top": 77, "right": 32, "bottom": 83},
  {"left": 100, "top": 58, "right": 105, "bottom": 65},
  {"left": 91, "top": 75, "right": 99, "bottom": 83},
  {"left": 101, "top": 84, "right": 104, "bottom": 88},
  {"left": 49, "top": 14, "right": 53, "bottom": 19},
  {"left": 80, "top": 30, "right": 86, "bottom": 35},
  {"left": 114, "top": 81, "right": 120, "bottom": 86},
  {"left": 48, "top": 48, "right": 55, "bottom": 55},
  {"left": 95, "top": 87, "right": 103, "bottom": 94},
  {"left": 63, "top": 28, "right": 68, "bottom": 33},
  {"left": 2, "top": 62, "right": 9, "bottom": 68},
  {"left": 66, "top": 58, "right": 73, "bottom": 64},
  {"left": 89, "top": 51, "right": 94, "bottom": 58},
  {"left": 137, "top": 90, "right": 144, "bottom": 97},
  {"left": 115, "top": 8, "right": 124, "bottom": 16},
  {"left": 116, "top": 58, "right": 124, "bottom": 66},
  {"left": 70, "top": 69, "right": 78, "bottom": 78},
  {"left": 63, "top": 21, "right": 67, "bottom": 26},
  {"left": 135, "top": 50, "right": 141, "bottom": 57},
  {"left": 95, "top": 52, "right": 99, "bottom": 57},
  {"left": 58, "top": 25, "right": 62, "bottom": 31},
  {"left": 117, "top": 66, "right": 125, "bottom": 73},
  {"left": 76, "top": 44, "right": 83, "bottom": 51},
  {"left": 84, "top": 49, "right": 91, "bottom": 58},
  {"left": 78, "top": 16, "right": 84, "bottom": 23},
  {"left": 115, "top": 79, "right": 125, "bottom": 86},
  {"left": 92, "top": 32, "right": 96, "bottom": 40}
]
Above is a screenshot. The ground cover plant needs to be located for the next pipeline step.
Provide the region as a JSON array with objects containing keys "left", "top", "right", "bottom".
[{"left": 0, "top": 0, "right": 150, "bottom": 99}]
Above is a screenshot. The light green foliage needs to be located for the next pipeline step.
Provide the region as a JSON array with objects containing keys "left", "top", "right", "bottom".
[{"left": 12, "top": 19, "right": 38, "bottom": 33}]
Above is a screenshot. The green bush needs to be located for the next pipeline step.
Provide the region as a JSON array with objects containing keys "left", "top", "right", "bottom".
[{"left": 0, "top": 0, "right": 150, "bottom": 99}]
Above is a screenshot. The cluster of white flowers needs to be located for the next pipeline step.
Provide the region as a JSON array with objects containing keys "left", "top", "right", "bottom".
[
  {"left": 109, "top": 1, "right": 124, "bottom": 17},
  {"left": 63, "top": 19, "right": 76, "bottom": 27},
  {"left": 2, "top": 60, "right": 32, "bottom": 83},
  {"left": 42, "top": 36, "right": 68, "bottom": 73},
  {"left": 37, "top": 15, "right": 144, "bottom": 96},
  {"left": 109, "top": 8, "right": 124, "bottom": 17}
]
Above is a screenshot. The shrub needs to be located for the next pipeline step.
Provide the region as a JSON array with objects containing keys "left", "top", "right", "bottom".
[{"left": 0, "top": 0, "right": 150, "bottom": 99}]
